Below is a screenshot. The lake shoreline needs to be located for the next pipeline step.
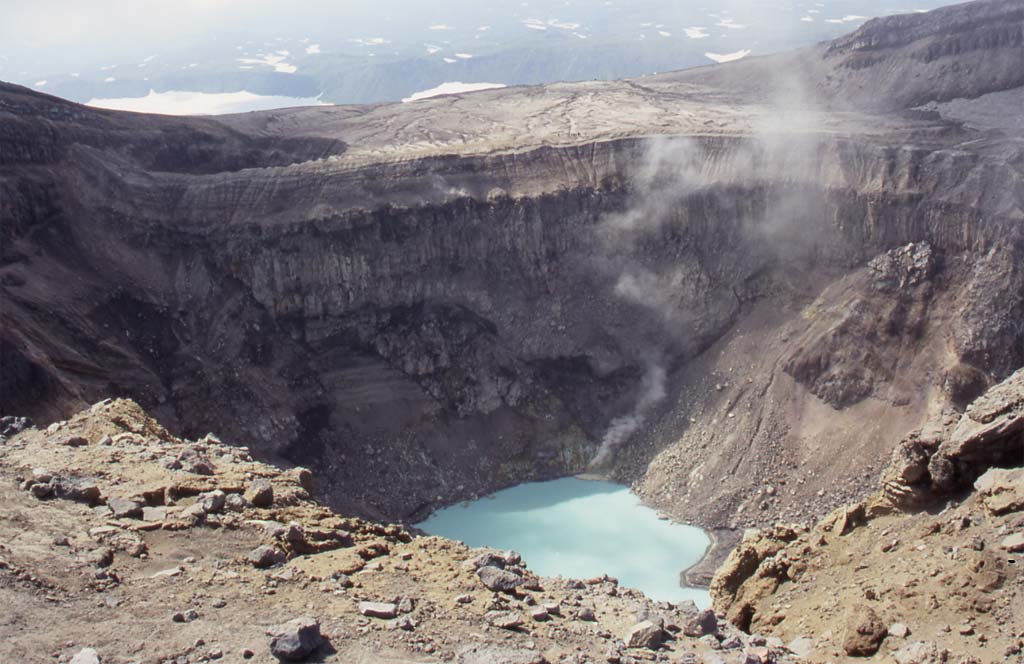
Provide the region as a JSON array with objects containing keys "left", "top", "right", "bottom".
[{"left": 681, "top": 526, "right": 742, "bottom": 590}]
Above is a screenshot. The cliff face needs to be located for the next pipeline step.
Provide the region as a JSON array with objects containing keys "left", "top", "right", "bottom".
[{"left": 2, "top": 0, "right": 1024, "bottom": 526}]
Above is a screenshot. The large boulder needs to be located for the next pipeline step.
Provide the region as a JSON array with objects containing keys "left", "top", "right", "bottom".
[
  {"left": 477, "top": 565, "right": 523, "bottom": 592},
  {"left": 269, "top": 617, "right": 323, "bottom": 662},
  {"left": 624, "top": 620, "right": 664, "bottom": 649},
  {"left": 245, "top": 479, "right": 274, "bottom": 507},
  {"left": 842, "top": 606, "right": 887, "bottom": 656}
]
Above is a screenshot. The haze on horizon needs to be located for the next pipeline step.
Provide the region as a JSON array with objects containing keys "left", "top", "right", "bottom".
[{"left": 2, "top": 0, "right": 953, "bottom": 112}]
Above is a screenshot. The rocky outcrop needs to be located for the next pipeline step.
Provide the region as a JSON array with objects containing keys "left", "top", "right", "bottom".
[
  {"left": 881, "top": 367, "right": 1024, "bottom": 505},
  {"left": 709, "top": 370, "right": 1024, "bottom": 661}
]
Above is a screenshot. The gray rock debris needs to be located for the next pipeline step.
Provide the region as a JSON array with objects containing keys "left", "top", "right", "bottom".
[
  {"left": 457, "top": 644, "right": 546, "bottom": 664},
  {"left": 268, "top": 617, "right": 323, "bottom": 662},
  {"left": 893, "top": 641, "right": 945, "bottom": 664}
]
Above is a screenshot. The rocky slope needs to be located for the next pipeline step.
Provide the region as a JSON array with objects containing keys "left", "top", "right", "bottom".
[
  {"left": 709, "top": 367, "right": 1024, "bottom": 663},
  {"left": 1, "top": 0, "right": 1023, "bottom": 534},
  {"left": 0, "top": 399, "right": 793, "bottom": 664}
]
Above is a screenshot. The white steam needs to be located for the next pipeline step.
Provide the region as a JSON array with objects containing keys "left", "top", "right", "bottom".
[{"left": 590, "top": 361, "right": 666, "bottom": 469}]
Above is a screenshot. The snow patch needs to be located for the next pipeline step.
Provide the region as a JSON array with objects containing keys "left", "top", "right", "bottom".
[
  {"left": 85, "top": 89, "right": 328, "bottom": 116},
  {"left": 402, "top": 81, "right": 506, "bottom": 102},
  {"left": 704, "top": 49, "right": 751, "bottom": 63},
  {"left": 235, "top": 52, "right": 297, "bottom": 73},
  {"left": 825, "top": 14, "right": 866, "bottom": 23},
  {"left": 715, "top": 18, "right": 746, "bottom": 29}
]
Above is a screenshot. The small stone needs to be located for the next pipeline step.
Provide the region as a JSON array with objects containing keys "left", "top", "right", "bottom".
[
  {"left": 245, "top": 479, "right": 274, "bottom": 508},
  {"left": 225, "top": 494, "right": 247, "bottom": 511},
  {"left": 576, "top": 606, "right": 596, "bottom": 622},
  {"left": 889, "top": 623, "right": 911, "bottom": 638},
  {"left": 142, "top": 506, "right": 167, "bottom": 522},
  {"left": 390, "top": 615, "right": 416, "bottom": 631},
  {"left": 624, "top": 620, "right": 664, "bottom": 649},
  {"left": 29, "top": 482, "right": 53, "bottom": 499},
  {"left": 197, "top": 490, "right": 226, "bottom": 514},
  {"left": 455, "top": 594, "right": 473, "bottom": 604},
  {"left": 85, "top": 547, "right": 114, "bottom": 568},
  {"left": 181, "top": 503, "right": 207, "bottom": 521},
  {"left": 358, "top": 601, "right": 398, "bottom": 619},
  {"left": 787, "top": 636, "right": 814, "bottom": 658},
  {"left": 269, "top": 617, "right": 323, "bottom": 662},
  {"left": 530, "top": 607, "right": 550, "bottom": 621},
  {"left": 397, "top": 597, "right": 415, "bottom": 613},
  {"left": 207, "top": 649, "right": 224, "bottom": 660},
  {"left": 172, "top": 609, "right": 199, "bottom": 623},
  {"left": 70, "top": 648, "right": 100, "bottom": 664},
  {"left": 248, "top": 545, "right": 286, "bottom": 569},
  {"left": 62, "top": 436, "right": 88, "bottom": 447},
  {"left": 720, "top": 635, "right": 742, "bottom": 650},
  {"left": 542, "top": 602, "right": 561, "bottom": 616},
  {"left": 486, "top": 610, "right": 525, "bottom": 630}
]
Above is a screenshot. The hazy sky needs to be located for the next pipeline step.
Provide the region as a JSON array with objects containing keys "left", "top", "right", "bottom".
[{"left": 1, "top": 0, "right": 952, "bottom": 103}]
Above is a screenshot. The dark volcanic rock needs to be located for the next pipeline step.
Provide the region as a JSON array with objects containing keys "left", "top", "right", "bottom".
[{"left": 269, "top": 617, "right": 324, "bottom": 662}]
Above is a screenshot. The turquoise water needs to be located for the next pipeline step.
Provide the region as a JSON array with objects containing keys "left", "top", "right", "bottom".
[{"left": 418, "top": 477, "right": 711, "bottom": 607}]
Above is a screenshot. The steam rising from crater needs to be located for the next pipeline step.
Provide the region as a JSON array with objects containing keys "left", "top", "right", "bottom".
[
  {"left": 588, "top": 69, "right": 828, "bottom": 468},
  {"left": 590, "top": 360, "right": 666, "bottom": 469}
]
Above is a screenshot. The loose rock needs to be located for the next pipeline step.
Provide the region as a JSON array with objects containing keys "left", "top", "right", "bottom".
[
  {"left": 245, "top": 479, "right": 274, "bottom": 507},
  {"left": 248, "top": 545, "right": 286, "bottom": 568},
  {"left": 358, "top": 601, "right": 398, "bottom": 619}
]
